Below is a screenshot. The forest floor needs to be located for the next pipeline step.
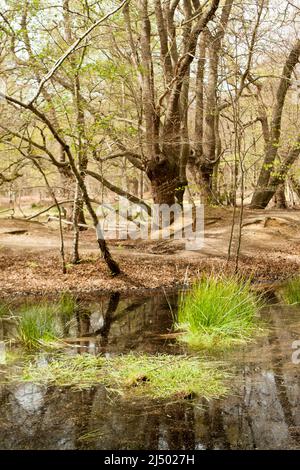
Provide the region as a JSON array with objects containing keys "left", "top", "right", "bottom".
[{"left": 0, "top": 206, "right": 300, "bottom": 297}]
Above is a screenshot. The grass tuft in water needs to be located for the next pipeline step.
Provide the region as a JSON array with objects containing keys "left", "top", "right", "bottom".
[
  {"left": 0, "top": 303, "right": 9, "bottom": 318},
  {"left": 280, "top": 277, "right": 300, "bottom": 305},
  {"left": 20, "top": 353, "right": 228, "bottom": 400},
  {"left": 14, "top": 292, "right": 77, "bottom": 350},
  {"left": 17, "top": 304, "right": 63, "bottom": 350},
  {"left": 177, "top": 274, "right": 264, "bottom": 350}
]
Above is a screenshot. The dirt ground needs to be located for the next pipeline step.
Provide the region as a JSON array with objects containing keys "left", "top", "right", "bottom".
[{"left": 0, "top": 207, "right": 300, "bottom": 297}]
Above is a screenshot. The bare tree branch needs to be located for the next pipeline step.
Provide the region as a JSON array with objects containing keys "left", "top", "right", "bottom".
[{"left": 28, "top": 0, "right": 130, "bottom": 105}]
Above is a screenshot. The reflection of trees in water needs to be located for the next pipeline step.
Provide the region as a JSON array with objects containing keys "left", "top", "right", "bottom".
[
  {"left": 194, "top": 306, "right": 300, "bottom": 449},
  {"left": 196, "top": 402, "right": 230, "bottom": 450},
  {"left": 73, "top": 292, "right": 177, "bottom": 354},
  {"left": 0, "top": 356, "right": 300, "bottom": 450},
  {"left": 99, "top": 293, "right": 176, "bottom": 353},
  {"left": 267, "top": 306, "right": 300, "bottom": 443},
  {"left": 0, "top": 382, "right": 100, "bottom": 450},
  {"left": 81, "top": 393, "right": 196, "bottom": 450},
  {"left": 162, "top": 402, "right": 195, "bottom": 450}
]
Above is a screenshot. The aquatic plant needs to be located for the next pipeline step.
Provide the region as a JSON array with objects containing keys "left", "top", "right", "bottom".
[
  {"left": 177, "top": 275, "right": 264, "bottom": 349},
  {"left": 17, "top": 303, "right": 63, "bottom": 350},
  {"left": 20, "top": 353, "right": 228, "bottom": 400},
  {"left": 280, "top": 277, "right": 300, "bottom": 305},
  {"left": 105, "top": 354, "right": 228, "bottom": 399},
  {"left": 13, "top": 292, "right": 77, "bottom": 350},
  {"left": 0, "top": 302, "right": 9, "bottom": 318}
]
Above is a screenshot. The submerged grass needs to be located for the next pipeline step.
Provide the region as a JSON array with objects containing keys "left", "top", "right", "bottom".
[
  {"left": 20, "top": 353, "right": 229, "bottom": 400},
  {"left": 280, "top": 277, "right": 300, "bottom": 305},
  {"left": 177, "top": 274, "right": 264, "bottom": 350}
]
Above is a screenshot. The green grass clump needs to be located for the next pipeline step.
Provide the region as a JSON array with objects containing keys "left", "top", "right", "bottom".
[
  {"left": 280, "top": 277, "right": 300, "bottom": 304},
  {"left": 13, "top": 292, "right": 77, "bottom": 350},
  {"left": 177, "top": 275, "right": 264, "bottom": 350},
  {"left": 17, "top": 304, "right": 63, "bottom": 350},
  {"left": 20, "top": 353, "right": 228, "bottom": 400},
  {"left": 58, "top": 292, "right": 77, "bottom": 320},
  {"left": 105, "top": 354, "right": 228, "bottom": 399}
]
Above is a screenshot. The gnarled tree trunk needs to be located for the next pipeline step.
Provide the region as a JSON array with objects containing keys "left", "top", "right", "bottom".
[
  {"left": 192, "top": 0, "right": 233, "bottom": 204},
  {"left": 138, "top": 0, "right": 220, "bottom": 207}
]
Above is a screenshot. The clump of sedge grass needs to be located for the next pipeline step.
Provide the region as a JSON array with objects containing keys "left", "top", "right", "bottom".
[
  {"left": 22, "top": 354, "right": 105, "bottom": 387},
  {"left": 280, "top": 277, "right": 300, "bottom": 305},
  {"left": 15, "top": 292, "right": 77, "bottom": 350},
  {"left": 16, "top": 303, "right": 63, "bottom": 350},
  {"left": 20, "top": 353, "right": 228, "bottom": 400},
  {"left": 0, "top": 302, "right": 10, "bottom": 318},
  {"left": 177, "top": 274, "right": 264, "bottom": 350}
]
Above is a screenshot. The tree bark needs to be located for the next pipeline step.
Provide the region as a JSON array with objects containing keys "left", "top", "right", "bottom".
[
  {"left": 274, "top": 184, "right": 287, "bottom": 209},
  {"left": 251, "top": 133, "right": 300, "bottom": 209},
  {"left": 250, "top": 39, "right": 300, "bottom": 208},
  {"left": 138, "top": 0, "right": 220, "bottom": 206},
  {"left": 192, "top": 0, "right": 233, "bottom": 203}
]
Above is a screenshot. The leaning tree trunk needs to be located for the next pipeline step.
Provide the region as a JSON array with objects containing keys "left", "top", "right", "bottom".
[{"left": 251, "top": 134, "right": 300, "bottom": 209}]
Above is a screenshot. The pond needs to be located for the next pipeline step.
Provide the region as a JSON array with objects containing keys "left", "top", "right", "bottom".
[{"left": 0, "top": 291, "right": 300, "bottom": 450}]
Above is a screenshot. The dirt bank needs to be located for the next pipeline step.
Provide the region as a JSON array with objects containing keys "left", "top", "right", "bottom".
[{"left": 0, "top": 207, "right": 299, "bottom": 297}]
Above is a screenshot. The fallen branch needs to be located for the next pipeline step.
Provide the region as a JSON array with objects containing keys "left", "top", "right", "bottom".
[{"left": 47, "top": 216, "right": 90, "bottom": 229}]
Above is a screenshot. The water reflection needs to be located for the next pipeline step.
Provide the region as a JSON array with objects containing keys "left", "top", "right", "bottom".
[
  {"left": 67, "top": 292, "right": 178, "bottom": 354},
  {"left": 0, "top": 296, "right": 300, "bottom": 449}
]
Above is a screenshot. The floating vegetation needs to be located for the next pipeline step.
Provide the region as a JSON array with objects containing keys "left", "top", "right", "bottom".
[
  {"left": 177, "top": 275, "right": 264, "bottom": 350},
  {"left": 20, "top": 353, "right": 228, "bottom": 400},
  {"left": 280, "top": 277, "right": 300, "bottom": 305}
]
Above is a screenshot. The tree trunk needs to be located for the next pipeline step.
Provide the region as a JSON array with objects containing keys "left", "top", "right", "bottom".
[
  {"left": 72, "top": 181, "right": 80, "bottom": 264},
  {"left": 290, "top": 175, "right": 300, "bottom": 201},
  {"left": 274, "top": 183, "right": 287, "bottom": 209},
  {"left": 250, "top": 39, "right": 300, "bottom": 208},
  {"left": 250, "top": 134, "right": 300, "bottom": 209},
  {"left": 192, "top": 0, "right": 233, "bottom": 204},
  {"left": 146, "top": 157, "right": 180, "bottom": 205},
  {"left": 138, "top": 0, "right": 220, "bottom": 210}
]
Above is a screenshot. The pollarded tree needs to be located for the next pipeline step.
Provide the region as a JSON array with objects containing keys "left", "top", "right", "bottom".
[{"left": 131, "top": 0, "right": 220, "bottom": 205}]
